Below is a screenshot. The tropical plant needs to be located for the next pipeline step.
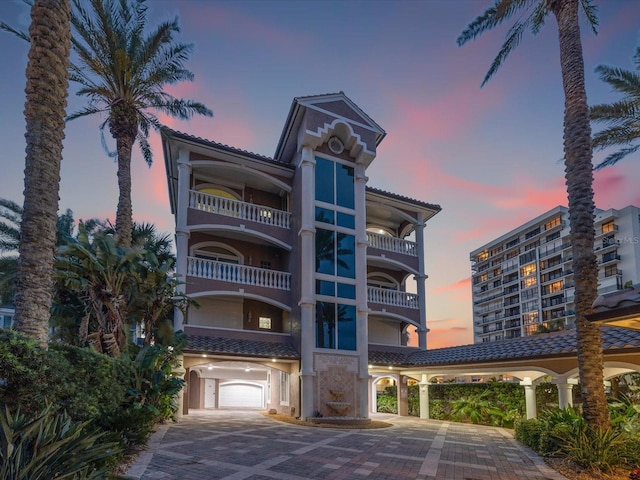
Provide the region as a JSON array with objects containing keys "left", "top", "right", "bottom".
[
  {"left": 101, "top": 332, "right": 186, "bottom": 446},
  {"left": 53, "top": 220, "right": 187, "bottom": 352},
  {"left": 2, "top": 0, "right": 212, "bottom": 248},
  {"left": 553, "top": 419, "right": 627, "bottom": 472},
  {"left": 458, "top": 0, "right": 609, "bottom": 431},
  {"left": 10, "top": 0, "right": 71, "bottom": 348},
  {"left": 590, "top": 40, "right": 640, "bottom": 169},
  {"left": 0, "top": 404, "right": 121, "bottom": 480},
  {"left": 54, "top": 224, "right": 142, "bottom": 356},
  {"left": 0, "top": 198, "right": 21, "bottom": 254},
  {"left": 450, "top": 389, "right": 509, "bottom": 426},
  {"left": 66, "top": 0, "right": 212, "bottom": 246}
]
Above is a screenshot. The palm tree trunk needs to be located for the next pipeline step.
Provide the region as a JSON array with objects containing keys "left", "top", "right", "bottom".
[
  {"left": 552, "top": 0, "right": 610, "bottom": 430},
  {"left": 13, "top": 0, "right": 71, "bottom": 348},
  {"left": 115, "top": 134, "right": 135, "bottom": 248}
]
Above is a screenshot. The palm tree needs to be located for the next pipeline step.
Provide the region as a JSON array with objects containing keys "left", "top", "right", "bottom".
[
  {"left": 0, "top": 199, "right": 21, "bottom": 254},
  {"left": 458, "top": 0, "right": 609, "bottom": 430},
  {"left": 590, "top": 40, "right": 640, "bottom": 169},
  {"left": 12, "top": 0, "right": 71, "bottom": 348},
  {"left": 66, "top": 0, "right": 212, "bottom": 247}
]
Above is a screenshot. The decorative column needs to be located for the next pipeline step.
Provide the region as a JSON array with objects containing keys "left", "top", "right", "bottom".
[
  {"left": 298, "top": 146, "right": 316, "bottom": 420},
  {"left": 172, "top": 355, "right": 186, "bottom": 418},
  {"left": 554, "top": 377, "right": 577, "bottom": 409},
  {"left": 355, "top": 165, "right": 370, "bottom": 418},
  {"left": 397, "top": 375, "right": 409, "bottom": 416},
  {"left": 414, "top": 215, "right": 428, "bottom": 350},
  {"left": 520, "top": 377, "right": 537, "bottom": 419},
  {"left": 419, "top": 373, "right": 430, "bottom": 419},
  {"left": 174, "top": 150, "right": 191, "bottom": 331}
]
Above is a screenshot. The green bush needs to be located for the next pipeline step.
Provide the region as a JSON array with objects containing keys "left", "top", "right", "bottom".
[
  {"left": 0, "top": 329, "right": 129, "bottom": 422},
  {"left": 554, "top": 420, "right": 627, "bottom": 472},
  {"left": 0, "top": 404, "right": 121, "bottom": 480},
  {"left": 376, "top": 393, "right": 397, "bottom": 413},
  {"left": 99, "top": 337, "right": 186, "bottom": 446},
  {"left": 429, "top": 400, "right": 445, "bottom": 420},
  {"left": 514, "top": 418, "right": 544, "bottom": 450},
  {"left": 427, "top": 381, "right": 524, "bottom": 427}
]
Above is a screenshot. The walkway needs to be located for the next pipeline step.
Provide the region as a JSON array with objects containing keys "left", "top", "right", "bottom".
[{"left": 124, "top": 410, "right": 566, "bottom": 480}]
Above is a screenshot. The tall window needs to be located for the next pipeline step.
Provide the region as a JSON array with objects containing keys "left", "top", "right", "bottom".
[
  {"left": 280, "top": 371, "right": 290, "bottom": 406},
  {"left": 314, "top": 156, "right": 357, "bottom": 350}
]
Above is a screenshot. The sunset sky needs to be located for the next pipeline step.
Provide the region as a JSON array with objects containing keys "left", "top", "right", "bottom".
[{"left": 1, "top": 0, "right": 639, "bottom": 349}]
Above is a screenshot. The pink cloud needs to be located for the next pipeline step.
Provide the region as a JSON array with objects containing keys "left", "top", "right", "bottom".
[
  {"left": 385, "top": 82, "right": 504, "bottom": 144},
  {"left": 182, "top": 4, "right": 312, "bottom": 56},
  {"left": 427, "top": 318, "right": 473, "bottom": 349},
  {"left": 430, "top": 278, "right": 471, "bottom": 304}
]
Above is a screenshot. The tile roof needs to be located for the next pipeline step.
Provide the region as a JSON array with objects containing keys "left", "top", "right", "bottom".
[
  {"left": 186, "top": 329, "right": 640, "bottom": 367},
  {"left": 371, "top": 327, "right": 640, "bottom": 367},
  {"left": 366, "top": 186, "right": 442, "bottom": 213},
  {"left": 593, "top": 284, "right": 640, "bottom": 310},
  {"left": 161, "top": 127, "right": 291, "bottom": 167},
  {"left": 186, "top": 334, "right": 300, "bottom": 359}
]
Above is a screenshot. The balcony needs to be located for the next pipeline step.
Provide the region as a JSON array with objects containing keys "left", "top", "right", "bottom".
[
  {"left": 189, "top": 190, "right": 291, "bottom": 229},
  {"left": 367, "top": 232, "right": 417, "bottom": 257},
  {"left": 367, "top": 286, "right": 419, "bottom": 309},
  {"left": 187, "top": 257, "right": 291, "bottom": 290},
  {"left": 599, "top": 254, "right": 621, "bottom": 265}
]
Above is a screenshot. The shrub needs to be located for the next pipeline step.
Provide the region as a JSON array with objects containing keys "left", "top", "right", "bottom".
[
  {"left": 0, "top": 329, "right": 129, "bottom": 422},
  {"left": 553, "top": 420, "right": 627, "bottom": 473},
  {"left": 0, "top": 404, "right": 121, "bottom": 480},
  {"left": 514, "top": 418, "right": 543, "bottom": 451},
  {"left": 376, "top": 394, "right": 397, "bottom": 414},
  {"left": 99, "top": 336, "right": 186, "bottom": 446}
]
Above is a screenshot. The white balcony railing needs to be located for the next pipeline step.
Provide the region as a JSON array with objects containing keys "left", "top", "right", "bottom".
[
  {"left": 190, "top": 190, "right": 291, "bottom": 229},
  {"left": 187, "top": 257, "right": 291, "bottom": 290},
  {"left": 367, "top": 286, "right": 419, "bottom": 309},
  {"left": 367, "top": 232, "right": 417, "bottom": 256}
]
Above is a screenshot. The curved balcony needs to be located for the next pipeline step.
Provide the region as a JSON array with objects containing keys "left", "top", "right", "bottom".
[
  {"left": 190, "top": 190, "right": 291, "bottom": 229},
  {"left": 367, "top": 232, "right": 417, "bottom": 256},
  {"left": 187, "top": 257, "right": 291, "bottom": 290},
  {"left": 367, "top": 286, "right": 418, "bottom": 309}
]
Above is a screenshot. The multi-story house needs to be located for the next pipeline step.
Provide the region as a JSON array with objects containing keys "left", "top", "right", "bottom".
[
  {"left": 161, "top": 92, "right": 441, "bottom": 420},
  {"left": 470, "top": 205, "right": 640, "bottom": 343}
]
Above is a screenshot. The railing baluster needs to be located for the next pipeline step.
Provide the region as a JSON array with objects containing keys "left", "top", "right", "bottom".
[{"left": 189, "top": 190, "right": 290, "bottom": 229}]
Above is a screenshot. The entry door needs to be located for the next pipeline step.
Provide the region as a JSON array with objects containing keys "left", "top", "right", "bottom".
[{"left": 204, "top": 379, "right": 216, "bottom": 408}]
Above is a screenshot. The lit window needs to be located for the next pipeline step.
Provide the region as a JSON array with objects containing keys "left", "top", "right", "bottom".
[
  {"left": 602, "top": 221, "right": 616, "bottom": 233},
  {"left": 520, "top": 263, "right": 537, "bottom": 277},
  {"left": 280, "top": 371, "right": 290, "bottom": 406},
  {"left": 259, "top": 317, "right": 272, "bottom": 329}
]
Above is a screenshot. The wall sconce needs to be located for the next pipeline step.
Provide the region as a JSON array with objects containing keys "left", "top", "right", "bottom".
[{"left": 247, "top": 311, "right": 252, "bottom": 323}]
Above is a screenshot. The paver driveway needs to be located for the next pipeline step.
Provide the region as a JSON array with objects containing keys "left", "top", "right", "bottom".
[{"left": 124, "top": 410, "right": 566, "bottom": 480}]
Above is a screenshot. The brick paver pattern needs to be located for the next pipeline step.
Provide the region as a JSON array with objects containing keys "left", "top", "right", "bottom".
[{"left": 124, "top": 410, "right": 566, "bottom": 480}]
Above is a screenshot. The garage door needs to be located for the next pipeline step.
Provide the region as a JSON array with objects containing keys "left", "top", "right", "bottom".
[{"left": 219, "top": 383, "right": 263, "bottom": 408}]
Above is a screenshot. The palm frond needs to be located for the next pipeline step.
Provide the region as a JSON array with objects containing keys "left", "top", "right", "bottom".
[
  {"left": 457, "top": 0, "right": 532, "bottom": 46},
  {"left": 594, "top": 145, "right": 640, "bottom": 170},
  {"left": 592, "top": 124, "right": 640, "bottom": 150},
  {"left": 590, "top": 100, "right": 637, "bottom": 125},
  {"left": 594, "top": 65, "right": 640, "bottom": 97},
  {"left": 482, "top": 18, "right": 528, "bottom": 86},
  {"left": 579, "top": 0, "right": 598, "bottom": 35}
]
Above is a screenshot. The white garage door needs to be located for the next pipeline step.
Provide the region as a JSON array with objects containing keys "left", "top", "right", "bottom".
[{"left": 219, "top": 383, "right": 263, "bottom": 408}]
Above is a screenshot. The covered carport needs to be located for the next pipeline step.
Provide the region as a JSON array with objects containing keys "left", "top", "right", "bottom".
[{"left": 368, "top": 326, "right": 640, "bottom": 420}]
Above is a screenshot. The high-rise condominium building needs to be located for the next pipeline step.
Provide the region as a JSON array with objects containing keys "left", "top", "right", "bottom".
[{"left": 470, "top": 205, "right": 640, "bottom": 343}]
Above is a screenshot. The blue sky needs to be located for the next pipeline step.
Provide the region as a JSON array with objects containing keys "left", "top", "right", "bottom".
[{"left": 1, "top": 0, "right": 639, "bottom": 348}]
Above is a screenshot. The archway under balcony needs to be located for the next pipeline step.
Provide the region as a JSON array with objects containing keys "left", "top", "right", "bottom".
[{"left": 185, "top": 359, "right": 295, "bottom": 413}]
